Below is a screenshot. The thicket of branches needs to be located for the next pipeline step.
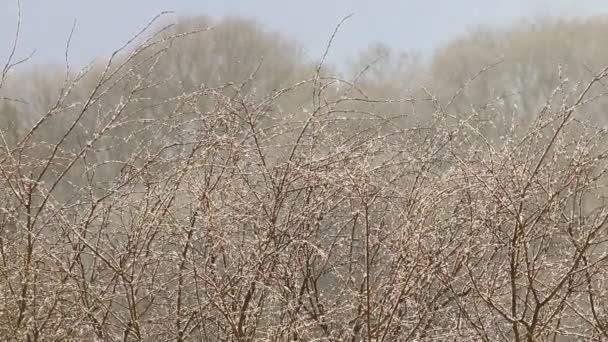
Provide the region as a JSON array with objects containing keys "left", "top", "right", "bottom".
[{"left": 3, "top": 10, "right": 608, "bottom": 342}]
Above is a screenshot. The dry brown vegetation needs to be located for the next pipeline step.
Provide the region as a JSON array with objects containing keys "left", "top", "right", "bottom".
[{"left": 3, "top": 9, "right": 608, "bottom": 342}]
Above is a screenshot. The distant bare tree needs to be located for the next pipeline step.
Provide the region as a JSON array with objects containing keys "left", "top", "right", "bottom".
[{"left": 429, "top": 16, "right": 608, "bottom": 137}]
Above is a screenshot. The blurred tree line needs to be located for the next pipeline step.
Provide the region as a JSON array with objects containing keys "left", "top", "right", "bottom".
[{"left": 5, "top": 15, "right": 608, "bottom": 151}]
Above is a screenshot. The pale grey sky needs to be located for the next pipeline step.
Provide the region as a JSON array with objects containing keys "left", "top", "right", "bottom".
[{"left": 2, "top": 0, "right": 608, "bottom": 68}]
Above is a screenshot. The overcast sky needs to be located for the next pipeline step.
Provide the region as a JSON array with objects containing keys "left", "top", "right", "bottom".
[{"left": 2, "top": 0, "right": 608, "bottom": 68}]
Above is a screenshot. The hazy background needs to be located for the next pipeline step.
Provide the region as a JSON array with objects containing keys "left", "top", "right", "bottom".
[{"left": 2, "top": 0, "right": 608, "bottom": 68}]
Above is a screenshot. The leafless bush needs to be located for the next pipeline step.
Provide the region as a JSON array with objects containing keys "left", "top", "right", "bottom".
[{"left": 3, "top": 8, "right": 608, "bottom": 342}]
